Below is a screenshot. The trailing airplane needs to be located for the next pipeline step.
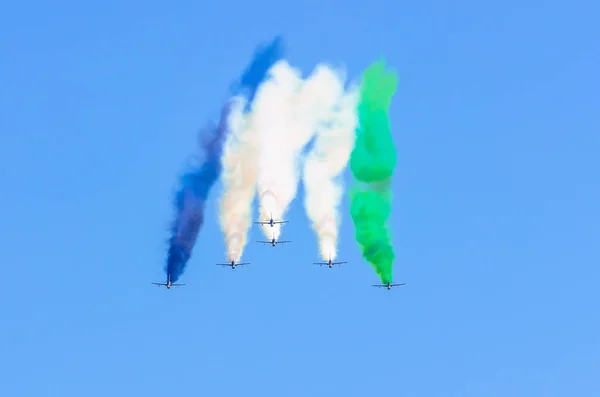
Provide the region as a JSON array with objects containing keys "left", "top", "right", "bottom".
[
  {"left": 254, "top": 213, "right": 288, "bottom": 227},
  {"left": 313, "top": 257, "right": 347, "bottom": 268},
  {"left": 257, "top": 234, "right": 291, "bottom": 247},
  {"left": 151, "top": 274, "right": 185, "bottom": 289},
  {"left": 216, "top": 260, "right": 250, "bottom": 269},
  {"left": 373, "top": 281, "right": 406, "bottom": 290}
]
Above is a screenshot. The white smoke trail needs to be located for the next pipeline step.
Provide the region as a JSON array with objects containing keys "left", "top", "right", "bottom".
[
  {"left": 251, "top": 61, "right": 301, "bottom": 240},
  {"left": 252, "top": 60, "right": 345, "bottom": 240},
  {"left": 302, "top": 81, "right": 359, "bottom": 261},
  {"left": 218, "top": 97, "right": 259, "bottom": 262}
]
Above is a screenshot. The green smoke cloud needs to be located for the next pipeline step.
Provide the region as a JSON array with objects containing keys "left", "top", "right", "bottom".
[{"left": 349, "top": 60, "right": 398, "bottom": 283}]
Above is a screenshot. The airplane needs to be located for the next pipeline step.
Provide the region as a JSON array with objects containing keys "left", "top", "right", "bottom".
[
  {"left": 313, "top": 257, "right": 347, "bottom": 268},
  {"left": 151, "top": 274, "right": 186, "bottom": 289},
  {"left": 216, "top": 260, "right": 250, "bottom": 269},
  {"left": 373, "top": 281, "right": 406, "bottom": 290},
  {"left": 257, "top": 234, "right": 291, "bottom": 247},
  {"left": 254, "top": 213, "right": 288, "bottom": 227}
]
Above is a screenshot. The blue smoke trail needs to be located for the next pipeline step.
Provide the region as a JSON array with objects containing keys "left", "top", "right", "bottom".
[
  {"left": 164, "top": 36, "right": 284, "bottom": 282},
  {"left": 231, "top": 35, "right": 284, "bottom": 106},
  {"left": 165, "top": 107, "right": 229, "bottom": 282}
]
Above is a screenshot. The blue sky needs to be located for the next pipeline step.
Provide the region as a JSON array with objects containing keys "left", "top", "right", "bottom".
[{"left": 1, "top": 0, "right": 598, "bottom": 395}]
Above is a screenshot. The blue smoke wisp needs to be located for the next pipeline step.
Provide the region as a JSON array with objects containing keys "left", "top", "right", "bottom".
[
  {"left": 165, "top": 109, "right": 229, "bottom": 282},
  {"left": 232, "top": 35, "right": 284, "bottom": 105}
]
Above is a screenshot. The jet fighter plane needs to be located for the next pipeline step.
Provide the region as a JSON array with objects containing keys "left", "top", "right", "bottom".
[
  {"left": 257, "top": 234, "right": 291, "bottom": 247},
  {"left": 151, "top": 274, "right": 186, "bottom": 289},
  {"left": 373, "top": 281, "right": 406, "bottom": 290},
  {"left": 313, "top": 257, "right": 347, "bottom": 268},
  {"left": 216, "top": 260, "right": 250, "bottom": 269},
  {"left": 254, "top": 213, "right": 288, "bottom": 227}
]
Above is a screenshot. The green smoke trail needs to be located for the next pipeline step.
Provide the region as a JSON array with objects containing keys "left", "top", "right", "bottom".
[{"left": 349, "top": 60, "right": 398, "bottom": 284}]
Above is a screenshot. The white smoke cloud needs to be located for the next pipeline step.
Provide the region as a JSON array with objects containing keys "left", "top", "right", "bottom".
[
  {"left": 302, "top": 79, "right": 359, "bottom": 260},
  {"left": 217, "top": 97, "right": 259, "bottom": 262},
  {"left": 252, "top": 61, "right": 345, "bottom": 240},
  {"left": 249, "top": 61, "right": 301, "bottom": 240},
  {"left": 218, "top": 60, "right": 355, "bottom": 258}
]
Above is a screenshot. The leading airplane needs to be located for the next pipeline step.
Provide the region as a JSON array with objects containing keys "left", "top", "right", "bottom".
[
  {"left": 373, "top": 281, "right": 406, "bottom": 290},
  {"left": 254, "top": 213, "right": 288, "bottom": 228},
  {"left": 216, "top": 260, "right": 250, "bottom": 269},
  {"left": 313, "top": 257, "right": 347, "bottom": 268},
  {"left": 257, "top": 235, "right": 291, "bottom": 247},
  {"left": 151, "top": 274, "right": 185, "bottom": 289}
]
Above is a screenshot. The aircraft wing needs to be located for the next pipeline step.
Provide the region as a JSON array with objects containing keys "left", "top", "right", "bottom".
[
  {"left": 313, "top": 262, "right": 327, "bottom": 265},
  {"left": 333, "top": 261, "right": 347, "bottom": 265},
  {"left": 372, "top": 284, "right": 385, "bottom": 287},
  {"left": 256, "top": 240, "right": 270, "bottom": 244},
  {"left": 273, "top": 220, "right": 289, "bottom": 224},
  {"left": 216, "top": 264, "right": 230, "bottom": 266},
  {"left": 152, "top": 282, "right": 166, "bottom": 286},
  {"left": 236, "top": 262, "right": 250, "bottom": 265},
  {"left": 254, "top": 221, "right": 269, "bottom": 225},
  {"left": 277, "top": 240, "right": 291, "bottom": 244},
  {"left": 172, "top": 283, "right": 186, "bottom": 287},
  {"left": 391, "top": 283, "right": 407, "bottom": 286}
]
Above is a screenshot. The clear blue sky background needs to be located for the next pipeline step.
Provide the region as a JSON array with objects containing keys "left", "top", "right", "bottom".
[{"left": 1, "top": 1, "right": 598, "bottom": 396}]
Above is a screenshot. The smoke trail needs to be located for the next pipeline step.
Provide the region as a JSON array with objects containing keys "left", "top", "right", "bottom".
[
  {"left": 233, "top": 35, "right": 284, "bottom": 105},
  {"left": 302, "top": 78, "right": 359, "bottom": 261},
  {"left": 252, "top": 61, "right": 344, "bottom": 240},
  {"left": 165, "top": 107, "right": 229, "bottom": 282},
  {"left": 166, "top": 36, "right": 283, "bottom": 279},
  {"left": 348, "top": 60, "right": 398, "bottom": 283},
  {"left": 217, "top": 38, "right": 284, "bottom": 262}
]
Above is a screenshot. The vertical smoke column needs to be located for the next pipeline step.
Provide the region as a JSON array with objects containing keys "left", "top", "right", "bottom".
[
  {"left": 253, "top": 60, "right": 302, "bottom": 240},
  {"left": 218, "top": 37, "right": 284, "bottom": 261},
  {"left": 165, "top": 107, "right": 229, "bottom": 282},
  {"left": 348, "top": 60, "right": 398, "bottom": 283},
  {"left": 253, "top": 62, "right": 343, "bottom": 240},
  {"left": 302, "top": 71, "right": 358, "bottom": 261}
]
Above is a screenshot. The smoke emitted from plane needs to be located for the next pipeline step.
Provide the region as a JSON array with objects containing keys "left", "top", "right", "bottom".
[
  {"left": 218, "top": 98, "right": 256, "bottom": 262},
  {"left": 233, "top": 35, "right": 284, "bottom": 106},
  {"left": 252, "top": 61, "right": 301, "bottom": 240},
  {"left": 348, "top": 60, "right": 398, "bottom": 284},
  {"left": 252, "top": 61, "right": 344, "bottom": 240},
  {"left": 166, "top": 36, "right": 284, "bottom": 279},
  {"left": 165, "top": 109, "right": 229, "bottom": 282},
  {"left": 217, "top": 36, "right": 284, "bottom": 262},
  {"left": 302, "top": 74, "right": 359, "bottom": 261}
]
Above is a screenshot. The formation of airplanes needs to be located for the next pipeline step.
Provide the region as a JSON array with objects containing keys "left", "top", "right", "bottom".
[{"left": 152, "top": 214, "right": 406, "bottom": 290}]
